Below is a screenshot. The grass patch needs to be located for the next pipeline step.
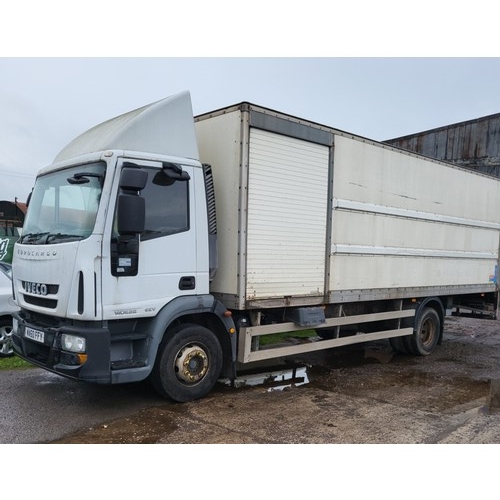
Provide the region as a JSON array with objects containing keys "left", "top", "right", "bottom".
[
  {"left": 0, "top": 355, "right": 33, "bottom": 370},
  {"left": 259, "top": 329, "right": 317, "bottom": 346}
]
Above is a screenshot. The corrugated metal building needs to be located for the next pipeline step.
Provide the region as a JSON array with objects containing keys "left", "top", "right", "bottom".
[{"left": 385, "top": 113, "right": 500, "bottom": 177}]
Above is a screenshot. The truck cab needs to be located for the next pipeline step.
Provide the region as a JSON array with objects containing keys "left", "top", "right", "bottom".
[{"left": 11, "top": 92, "right": 236, "bottom": 402}]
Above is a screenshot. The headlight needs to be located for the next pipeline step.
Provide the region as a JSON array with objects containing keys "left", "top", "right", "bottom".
[{"left": 61, "top": 334, "right": 86, "bottom": 353}]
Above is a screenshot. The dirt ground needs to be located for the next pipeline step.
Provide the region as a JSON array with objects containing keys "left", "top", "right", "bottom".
[{"left": 49, "top": 315, "right": 500, "bottom": 444}]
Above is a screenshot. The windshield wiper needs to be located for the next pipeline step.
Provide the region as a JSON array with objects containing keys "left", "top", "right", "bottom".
[
  {"left": 20, "top": 232, "right": 83, "bottom": 244},
  {"left": 20, "top": 232, "right": 50, "bottom": 244},
  {"left": 45, "top": 233, "right": 83, "bottom": 243}
]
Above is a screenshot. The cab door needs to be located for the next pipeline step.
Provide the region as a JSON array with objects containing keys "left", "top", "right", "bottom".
[{"left": 101, "top": 160, "right": 201, "bottom": 320}]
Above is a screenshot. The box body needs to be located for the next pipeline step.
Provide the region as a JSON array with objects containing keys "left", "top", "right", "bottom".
[{"left": 195, "top": 103, "right": 500, "bottom": 310}]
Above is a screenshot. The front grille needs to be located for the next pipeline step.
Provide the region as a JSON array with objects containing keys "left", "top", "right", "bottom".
[{"left": 23, "top": 295, "right": 58, "bottom": 309}]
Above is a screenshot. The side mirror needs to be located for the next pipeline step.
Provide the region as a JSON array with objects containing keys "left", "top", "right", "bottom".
[
  {"left": 117, "top": 194, "right": 145, "bottom": 235},
  {"left": 112, "top": 165, "right": 147, "bottom": 276},
  {"left": 117, "top": 166, "right": 147, "bottom": 235},
  {"left": 120, "top": 167, "right": 148, "bottom": 191}
]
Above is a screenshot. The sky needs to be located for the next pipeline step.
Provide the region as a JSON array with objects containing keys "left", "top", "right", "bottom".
[
  {"left": 1, "top": 1, "right": 499, "bottom": 206},
  {"left": 2, "top": 57, "right": 500, "bottom": 202}
]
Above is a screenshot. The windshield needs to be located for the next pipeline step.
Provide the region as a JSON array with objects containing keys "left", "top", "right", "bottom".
[{"left": 20, "top": 162, "right": 106, "bottom": 245}]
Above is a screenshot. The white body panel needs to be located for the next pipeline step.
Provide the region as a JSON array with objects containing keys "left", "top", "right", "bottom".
[
  {"left": 195, "top": 103, "right": 500, "bottom": 309},
  {"left": 14, "top": 237, "right": 101, "bottom": 320},
  {"left": 53, "top": 92, "right": 199, "bottom": 164},
  {"left": 194, "top": 111, "right": 242, "bottom": 298},
  {"left": 330, "top": 136, "right": 500, "bottom": 292}
]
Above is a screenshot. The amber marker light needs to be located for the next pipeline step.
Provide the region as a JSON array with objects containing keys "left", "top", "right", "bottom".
[{"left": 77, "top": 354, "right": 88, "bottom": 365}]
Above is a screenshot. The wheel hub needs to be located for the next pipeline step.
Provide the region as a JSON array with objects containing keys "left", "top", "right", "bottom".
[
  {"left": 174, "top": 344, "right": 209, "bottom": 383},
  {"left": 420, "top": 319, "right": 435, "bottom": 346}
]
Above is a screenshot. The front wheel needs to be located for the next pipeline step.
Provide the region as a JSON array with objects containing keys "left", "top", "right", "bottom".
[
  {"left": 0, "top": 317, "right": 14, "bottom": 358},
  {"left": 151, "top": 323, "right": 223, "bottom": 402}
]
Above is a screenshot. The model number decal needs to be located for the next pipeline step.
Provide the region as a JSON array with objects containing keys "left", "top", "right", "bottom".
[
  {"left": 113, "top": 309, "right": 138, "bottom": 316},
  {"left": 113, "top": 307, "right": 156, "bottom": 316}
]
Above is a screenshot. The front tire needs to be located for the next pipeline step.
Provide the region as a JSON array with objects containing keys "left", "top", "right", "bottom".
[{"left": 152, "top": 323, "right": 223, "bottom": 402}]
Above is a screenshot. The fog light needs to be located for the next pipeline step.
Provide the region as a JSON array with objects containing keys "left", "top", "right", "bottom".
[
  {"left": 12, "top": 318, "right": 19, "bottom": 333},
  {"left": 61, "top": 334, "right": 86, "bottom": 353}
]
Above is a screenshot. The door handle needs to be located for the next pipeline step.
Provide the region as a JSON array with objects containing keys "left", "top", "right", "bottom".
[{"left": 179, "top": 276, "right": 196, "bottom": 290}]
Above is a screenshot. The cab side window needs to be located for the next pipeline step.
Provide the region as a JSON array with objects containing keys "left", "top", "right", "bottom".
[{"left": 141, "top": 167, "right": 189, "bottom": 241}]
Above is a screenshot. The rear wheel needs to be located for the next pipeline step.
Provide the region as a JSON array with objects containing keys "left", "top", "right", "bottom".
[
  {"left": 152, "top": 323, "right": 223, "bottom": 402},
  {"left": 0, "top": 317, "right": 14, "bottom": 358},
  {"left": 406, "top": 307, "right": 441, "bottom": 356}
]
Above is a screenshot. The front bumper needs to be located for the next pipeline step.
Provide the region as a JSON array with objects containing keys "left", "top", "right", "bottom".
[{"left": 12, "top": 312, "right": 111, "bottom": 383}]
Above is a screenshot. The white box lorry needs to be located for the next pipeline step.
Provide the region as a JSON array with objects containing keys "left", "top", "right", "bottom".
[{"left": 11, "top": 92, "right": 500, "bottom": 401}]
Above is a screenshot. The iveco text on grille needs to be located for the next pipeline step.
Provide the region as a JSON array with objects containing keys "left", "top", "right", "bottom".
[{"left": 23, "top": 282, "right": 48, "bottom": 296}]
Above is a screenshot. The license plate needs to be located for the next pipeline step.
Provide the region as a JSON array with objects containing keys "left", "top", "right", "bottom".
[{"left": 25, "top": 327, "right": 45, "bottom": 344}]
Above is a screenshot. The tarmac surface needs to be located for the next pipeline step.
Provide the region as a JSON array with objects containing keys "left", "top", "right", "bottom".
[{"left": 2, "top": 315, "right": 500, "bottom": 444}]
